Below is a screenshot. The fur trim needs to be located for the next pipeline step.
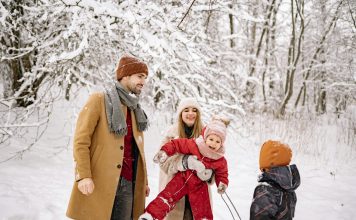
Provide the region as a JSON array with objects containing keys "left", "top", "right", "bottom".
[{"left": 176, "top": 97, "right": 201, "bottom": 119}]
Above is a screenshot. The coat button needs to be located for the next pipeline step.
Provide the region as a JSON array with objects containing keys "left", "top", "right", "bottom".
[
  {"left": 120, "top": 146, "right": 124, "bottom": 150},
  {"left": 117, "top": 164, "right": 121, "bottom": 169}
]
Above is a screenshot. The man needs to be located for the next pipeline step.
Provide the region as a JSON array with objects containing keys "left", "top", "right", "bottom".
[{"left": 67, "top": 55, "right": 150, "bottom": 220}]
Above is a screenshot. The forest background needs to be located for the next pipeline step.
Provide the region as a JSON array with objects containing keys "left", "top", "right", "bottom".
[{"left": 0, "top": 0, "right": 355, "bottom": 219}]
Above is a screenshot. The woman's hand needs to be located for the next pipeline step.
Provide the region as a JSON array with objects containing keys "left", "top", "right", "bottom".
[
  {"left": 153, "top": 150, "right": 168, "bottom": 164},
  {"left": 78, "top": 178, "right": 95, "bottom": 196}
]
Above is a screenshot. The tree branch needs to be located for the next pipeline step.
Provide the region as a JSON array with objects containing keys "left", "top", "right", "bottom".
[
  {"left": 177, "top": 0, "right": 196, "bottom": 30},
  {"left": 294, "top": 0, "right": 344, "bottom": 108},
  {"left": 346, "top": 0, "right": 356, "bottom": 29}
]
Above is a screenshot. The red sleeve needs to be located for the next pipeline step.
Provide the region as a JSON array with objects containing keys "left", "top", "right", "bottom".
[
  {"left": 161, "top": 138, "right": 192, "bottom": 156},
  {"left": 214, "top": 158, "right": 229, "bottom": 187}
]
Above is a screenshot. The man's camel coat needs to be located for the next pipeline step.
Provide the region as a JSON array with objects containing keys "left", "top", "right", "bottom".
[{"left": 66, "top": 92, "right": 148, "bottom": 220}]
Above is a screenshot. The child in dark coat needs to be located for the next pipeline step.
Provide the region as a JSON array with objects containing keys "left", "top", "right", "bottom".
[
  {"left": 139, "top": 119, "right": 230, "bottom": 220},
  {"left": 250, "top": 140, "right": 301, "bottom": 220}
]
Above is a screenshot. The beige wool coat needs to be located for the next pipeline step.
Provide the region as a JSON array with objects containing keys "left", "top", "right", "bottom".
[
  {"left": 66, "top": 92, "right": 148, "bottom": 220},
  {"left": 158, "top": 124, "right": 213, "bottom": 220}
]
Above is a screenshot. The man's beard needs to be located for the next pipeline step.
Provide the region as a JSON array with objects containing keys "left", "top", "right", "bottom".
[{"left": 129, "top": 83, "right": 142, "bottom": 95}]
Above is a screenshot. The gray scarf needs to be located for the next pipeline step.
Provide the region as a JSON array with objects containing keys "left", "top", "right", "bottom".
[{"left": 104, "top": 81, "right": 148, "bottom": 137}]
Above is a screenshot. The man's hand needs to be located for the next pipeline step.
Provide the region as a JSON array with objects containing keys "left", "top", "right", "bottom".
[
  {"left": 183, "top": 155, "right": 205, "bottom": 173},
  {"left": 217, "top": 182, "right": 228, "bottom": 194},
  {"left": 197, "top": 168, "right": 213, "bottom": 181},
  {"left": 153, "top": 150, "right": 168, "bottom": 164},
  {"left": 78, "top": 178, "right": 95, "bottom": 196},
  {"left": 145, "top": 185, "right": 150, "bottom": 197}
]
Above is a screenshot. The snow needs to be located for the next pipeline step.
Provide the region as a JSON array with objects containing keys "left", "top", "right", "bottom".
[
  {"left": 0, "top": 2, "right": 9, "bottom": 26},
  {"left": 0, "top": 94, "right": 356, "bottom": 220},
  {"left": 48, "top": 33, "right": 89, "bottom": 63}
]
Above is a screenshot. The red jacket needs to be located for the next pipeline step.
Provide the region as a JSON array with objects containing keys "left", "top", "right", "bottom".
[{"left": 161, "top": 138, "right": 229, "bottom": 186}]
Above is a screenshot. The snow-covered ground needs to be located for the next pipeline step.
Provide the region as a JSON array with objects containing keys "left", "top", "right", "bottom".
[{"left": 1, "top": 95, "right": 356, "bottom": 220}]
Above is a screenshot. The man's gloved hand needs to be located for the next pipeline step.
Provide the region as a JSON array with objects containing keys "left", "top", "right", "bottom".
[
  {"left": 182, "top": 155, "right": 205, "bottom": 173},
  {"left": 153, "top": 150, "right": 168, "bottom": 164},
  {"left": 217, "top": 182, "right": 228, "bottom": 194},
  {"left": 197, "top": 168, "right": 213, "bottom": 181}
]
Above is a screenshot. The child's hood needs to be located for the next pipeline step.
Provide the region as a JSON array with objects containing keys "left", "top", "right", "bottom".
[{"left": 258, "top": 164, "right": 300, "bottom": 191}]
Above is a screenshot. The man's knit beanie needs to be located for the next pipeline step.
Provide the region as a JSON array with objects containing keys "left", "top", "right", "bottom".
[{"left": 116, "top": 55, "right": 148, "bottom": 80}]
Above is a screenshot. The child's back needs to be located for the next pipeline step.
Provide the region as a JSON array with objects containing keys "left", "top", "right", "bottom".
[{"left": 250, "top": 140, "right": 301, "bottom": 220}]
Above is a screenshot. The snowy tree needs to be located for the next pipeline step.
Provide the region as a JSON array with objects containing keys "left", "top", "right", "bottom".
[{"left": 0, "top": 0, "right": 355, "bottom": 159}]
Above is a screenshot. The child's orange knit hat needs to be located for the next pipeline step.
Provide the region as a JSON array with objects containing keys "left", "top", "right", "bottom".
[{"left": 259, "top": 140, "right": 292, "bottom": 171}]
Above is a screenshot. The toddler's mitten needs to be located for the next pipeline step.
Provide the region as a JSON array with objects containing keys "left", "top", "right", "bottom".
[
  {"left": 138, "top": 212, "right": 153, "bottom": 220},
  {"left": 182, "top": 155, "right": 205, "bottom": 172},
  {"left": 217, "top": 182, "right": 228, "bottom": 194},
  {"left": 197, "top": 168, "right": 213, "bottom": 181}
]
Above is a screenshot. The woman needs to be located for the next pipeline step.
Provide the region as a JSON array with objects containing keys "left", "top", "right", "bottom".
[
  {"left": 142, "top": 119, "right": 229, "bottom": 220},
  {"left": 158, "top": 97, "right": 208, "bottom": 220}
]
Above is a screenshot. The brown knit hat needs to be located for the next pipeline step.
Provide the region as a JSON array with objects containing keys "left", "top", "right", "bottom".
[
  {"left": 116, "top": 55, "right": 148, "bottom": 80},
  {"left": 259, "top": 140, "right": 292, "bottom": 171}
]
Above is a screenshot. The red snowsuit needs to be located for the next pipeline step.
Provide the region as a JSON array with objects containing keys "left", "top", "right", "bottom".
[{"left": 146, "top": 138, "right": 229, "bottom": 220}]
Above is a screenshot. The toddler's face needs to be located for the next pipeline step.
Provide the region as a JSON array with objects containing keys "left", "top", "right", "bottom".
[{"left": 205, "top": 134, "right": 222, "bottom": 151}]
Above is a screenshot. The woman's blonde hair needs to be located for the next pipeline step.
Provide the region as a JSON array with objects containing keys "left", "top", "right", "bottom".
[{"left": 177, "top": 109, "right": 203, "bottom": 138}]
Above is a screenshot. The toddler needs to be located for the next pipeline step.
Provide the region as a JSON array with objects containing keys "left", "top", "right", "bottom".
[{"left": 250, "top": 140, "right": 300, "bottom": 220}]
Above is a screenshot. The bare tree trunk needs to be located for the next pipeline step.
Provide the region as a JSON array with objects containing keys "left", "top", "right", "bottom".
[
  {"left": 278, "top": 0, "right": 305, "bottom": 116},
  {"left": 1, "top": 0, "right": 46, "bottom": 107},
  {"left": 316, "top": 1, "right": 327, "bottom": 114},
  {"left": 229, "top": 3, "right": 235, "bottom": 48},
  {"left": 346, "top": 0, "right": 356, "bottom": 29},
  {"left": 294, "top": 0, "right": 343, "bottom": 108},
  {"left": 262, "top": 22, "right": 270, "bottom": 105},
  {"left": 245, "top": 0, "right": 276, "bottom": 105},
  {"left": 154, "top": 70, "right": 163, "bottom": 106},
  {"left": 315, "top": 49, "right": 327, "bottom": 114},
  {"left": 248, "top": 0, "right": 257, "bottom": 74},
  {"left": 262, "top": 0, "right": 281, "bottom": 108},
  {"left": 249, "top": 0, "right": 276, "bottom": 77}
]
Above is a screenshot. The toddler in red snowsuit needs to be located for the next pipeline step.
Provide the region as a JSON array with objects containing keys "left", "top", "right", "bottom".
[{"left": 139, "top": 119, "right": 229, "bottom": 220}]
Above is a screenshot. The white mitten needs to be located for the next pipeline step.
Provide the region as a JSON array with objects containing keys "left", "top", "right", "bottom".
[
  {"left": 197, "top": 168, "right": 213, "bottom": 181},
  {"left": 182, "top": 155, "right": 205, "bottom": 172},
  {"left": 138, "top": 212, "right": 153, "bottom": 220},
  {"left": 153, "top": 150, "right": 168, "bottom": 164},
  {"left": 217, "top": 182, "right": 228, "bottom": 194}
]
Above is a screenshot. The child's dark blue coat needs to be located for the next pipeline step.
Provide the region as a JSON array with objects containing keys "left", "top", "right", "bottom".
[{"left": 250, "top": 165, "right": 300, "bottom": 220}]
